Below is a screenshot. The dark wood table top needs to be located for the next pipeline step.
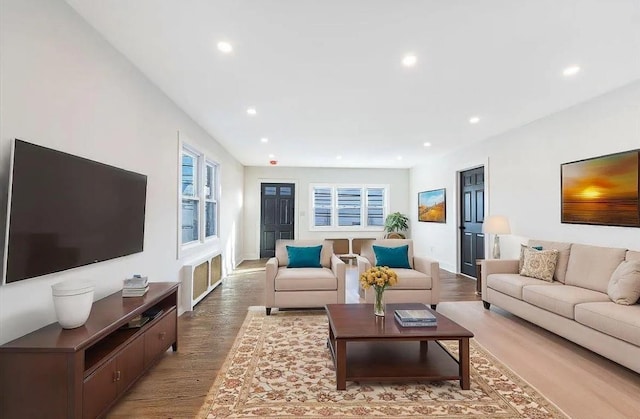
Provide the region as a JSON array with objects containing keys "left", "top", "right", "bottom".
[{"left": 325, "top": 303, "right": 474, "bottom": 340}]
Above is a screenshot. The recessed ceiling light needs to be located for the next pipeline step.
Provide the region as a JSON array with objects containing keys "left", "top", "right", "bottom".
[
  {"left": 402, "top": 54, "right": 417, "bottom": 67},
  {"left": 261, "top": 137, "right": 268, "bottom": 143},
  {"left": 268, "top": 153, "right": 275, "bottom": 158},
  {"left": 423, "top": 142, "right": 431, "bottom": 147},
  {"left": 563, "top": 66, "right": 581, "bottom": 76},
  {"left": 396, "top": 156, "right": 403, "bottom": 160},
  {"left": 336, "top": 155, "right": 342, "bottom": 160},
  {"left": 217, "top": 41, "right": 233, "bottom": 53},
  {"left": 469, "top": 116, "right": 480, "bottom": 124},
  {"left": 247, "top": 107, "right": 257, "bottom": 115}
]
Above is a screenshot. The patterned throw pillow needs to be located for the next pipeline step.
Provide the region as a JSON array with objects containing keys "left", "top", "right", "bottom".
[
  {"left": 518, "top": 244, "right": 544, "bottom": 272},
  {"left": 520, "top": 247, "right": 559, "bottom": 282}
]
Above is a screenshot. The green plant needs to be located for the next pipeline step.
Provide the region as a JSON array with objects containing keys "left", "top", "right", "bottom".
[{"left": 384, "top": 212, "right": 409, "bottom": 236}]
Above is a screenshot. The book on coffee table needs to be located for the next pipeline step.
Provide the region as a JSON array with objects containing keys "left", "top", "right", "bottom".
[
  {"left": 394, "top": 312, "right": 437, "bottom": 327},
  {"left": 394, "top": 309, "right": 436, "bottom": 322}
]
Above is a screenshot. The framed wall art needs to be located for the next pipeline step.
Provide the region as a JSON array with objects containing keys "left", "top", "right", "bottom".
[
  {"left": 561, "top": 149, "right": 640, "bottom": 227},
  {"left": 418, "top": 188, "right": 446, "bottom": 223}
]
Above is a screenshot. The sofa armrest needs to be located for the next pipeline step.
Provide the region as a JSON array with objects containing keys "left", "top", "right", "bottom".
[
  {"left": 413, "top": 256, "right": 440, "bottom": 304},
  {"left": 265, "top": 257, "right": 278, "bottom": 307},
  {"left": 481, "top": 259, "right": 519, "bottom": 297},
  {"left": 356, "top": 255, "right": 371, "bottom": 277},
  {"left": 331, "top": 254, "right": 346, "bottom": 304}
]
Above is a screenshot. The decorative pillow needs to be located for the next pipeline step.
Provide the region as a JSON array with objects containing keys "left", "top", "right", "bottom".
[
  {"left": 518, "top": 244, "right": 543, "bottom": 272},
  {"left": 373, "top": 244, "right": 411, "bottom": 269},
  {"left": 286, "top": 245, "right": 322, "bottom": 268},
  {"left": 520, "top": 247, "right": 559, "bottom": 282},
  {"left": 607, "top": 261, "right": 640, "bottom": 305}
]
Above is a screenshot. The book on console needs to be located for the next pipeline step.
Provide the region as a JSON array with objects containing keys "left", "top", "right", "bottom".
[
  {"left": 394, "top": 308, "right": 436, "bottom": 322},
  {"left": 394, "top": 312, "right": 437, "bottom": 327}
]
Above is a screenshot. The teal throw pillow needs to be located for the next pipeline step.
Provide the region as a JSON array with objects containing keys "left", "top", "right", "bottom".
[
  {"left": 373, "top": 244, "right": 411, "bottom": 269},
  {"left": 286, "top": 245, "right": 323, "bottom": 268}
]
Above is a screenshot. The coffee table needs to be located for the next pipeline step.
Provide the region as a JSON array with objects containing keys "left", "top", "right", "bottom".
[{"left": 325, "top": 303, "right": 474, "bottom": 390}]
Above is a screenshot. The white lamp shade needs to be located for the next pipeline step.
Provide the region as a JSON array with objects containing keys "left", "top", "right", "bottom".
[{"left": 483, "top": 215, "right": 511, "bottom": 234}]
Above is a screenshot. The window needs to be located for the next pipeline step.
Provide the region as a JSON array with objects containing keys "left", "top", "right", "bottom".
[
  {"left": 180, "top": 145, "right": 220, "bottom": 248},
  {"left": 310, "top": 184, "right": 388, "bottom": 230}
]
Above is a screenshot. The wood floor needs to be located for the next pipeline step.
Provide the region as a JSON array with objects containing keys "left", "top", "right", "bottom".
[{"left": 107, "top": 261, "right": 640, "bottom": 419}]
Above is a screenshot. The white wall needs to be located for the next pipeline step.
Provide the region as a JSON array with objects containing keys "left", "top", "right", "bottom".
[
  {"left": 411, "top": 81, "right": 640, "bottom": 272},
  {"left": 0, "top": 0, "right": 244, "bottom": 344},
  {"left": 243, "top": 166, "right": 410, "bottom": 259}
]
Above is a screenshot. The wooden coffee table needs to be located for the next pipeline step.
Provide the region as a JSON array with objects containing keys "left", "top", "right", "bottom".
[{"left": 325, "top": 303, "right": 474, "bottom": 390}]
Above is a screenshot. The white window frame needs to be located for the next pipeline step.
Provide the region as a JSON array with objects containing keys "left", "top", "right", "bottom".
[
  {"left": 178, "top": 141, "right": 220, "bottom": 254},
  {"left": 309, "top": 183, "right": 389, "bottom": 231}
]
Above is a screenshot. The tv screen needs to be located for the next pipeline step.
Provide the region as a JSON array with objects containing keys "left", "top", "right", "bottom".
[{"left": 3, "top": 139, "right": 147, "bottom": 284}]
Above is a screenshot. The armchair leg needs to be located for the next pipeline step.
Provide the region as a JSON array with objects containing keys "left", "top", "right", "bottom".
[
  {"left": 266, "top": 307, "right": 272, "bottom": 315},
  {"left": 482, "top": 301, "right": 491, "bottom": 310},
  {"left": 430, "top": 304, "right": 437, "bottom": 310}
]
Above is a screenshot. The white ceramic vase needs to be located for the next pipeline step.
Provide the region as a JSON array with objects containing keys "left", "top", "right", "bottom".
[{"left": 51, "top": 279, "right": 94, "bottom": 329}]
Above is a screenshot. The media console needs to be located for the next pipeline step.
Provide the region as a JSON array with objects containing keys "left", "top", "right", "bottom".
[{"left": 0, "top": 282, "right": 178, "bottom": 418}]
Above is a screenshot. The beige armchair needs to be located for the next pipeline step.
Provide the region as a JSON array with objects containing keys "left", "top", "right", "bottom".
[
  {"left": 356, "top": 239, "right": 440, "bottom": 309},
  {"left": 265, "top": 239, "right": 346, "bottom": 315}
]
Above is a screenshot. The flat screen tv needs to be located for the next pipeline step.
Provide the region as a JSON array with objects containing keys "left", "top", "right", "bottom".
[{"left": 3, "top": 139, "right": 147, "bottom": 284}]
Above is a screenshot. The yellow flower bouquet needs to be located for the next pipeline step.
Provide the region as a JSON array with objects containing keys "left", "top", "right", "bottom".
[{"left": 360, "top": 266, "right": 398, "bottom": 316}]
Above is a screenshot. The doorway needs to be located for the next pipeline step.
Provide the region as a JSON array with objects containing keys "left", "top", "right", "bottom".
[
  {"left": 260, "top": 183, "right": 295, "bottom": 258},
  {"left": 459, "top": 167, "right": 485, "bottom": 277}
]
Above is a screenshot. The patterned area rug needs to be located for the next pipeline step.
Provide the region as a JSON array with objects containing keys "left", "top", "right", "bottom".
[{"left": 198, "top": 310, "right": 567, "bottom": 418}]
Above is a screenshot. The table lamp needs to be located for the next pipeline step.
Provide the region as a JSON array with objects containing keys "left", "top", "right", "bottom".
[{"left": 483, "top": 215, "right": 511, "bottom": 259}]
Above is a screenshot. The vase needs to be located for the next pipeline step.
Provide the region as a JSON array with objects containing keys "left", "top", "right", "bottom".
[{"left": 373, "top": 285, "right": 385, "bottom": 317}]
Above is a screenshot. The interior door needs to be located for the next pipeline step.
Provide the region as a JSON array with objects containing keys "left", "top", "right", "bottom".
[
  {"left": 260, "top": 183, "right": 295, "bottom": 258},
  {"left": 459, "top": 167, "right": 485, "bottom": 277}
]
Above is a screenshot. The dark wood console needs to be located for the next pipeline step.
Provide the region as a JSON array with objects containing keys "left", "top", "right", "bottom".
[{"left": 0, "top": 282, "right": 179, "bottom": 418}]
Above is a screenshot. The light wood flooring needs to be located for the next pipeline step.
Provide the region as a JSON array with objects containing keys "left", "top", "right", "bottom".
[{"left": 107, "top": 261, "right": 640, "bottom": 419}]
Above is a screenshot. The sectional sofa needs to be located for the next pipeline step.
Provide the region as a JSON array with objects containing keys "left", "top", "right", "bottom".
[{"left": 481, "top": 241, "right": 640, "bottom": 373}]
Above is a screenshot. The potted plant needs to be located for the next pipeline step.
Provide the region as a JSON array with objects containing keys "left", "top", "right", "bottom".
[{"left": 384, "top": 212, "right": 409, "bottom": 238}]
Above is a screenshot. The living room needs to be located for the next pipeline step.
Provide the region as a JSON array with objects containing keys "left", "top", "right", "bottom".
[{"left": 1, "top": 0, "right": 639, "bottom": 418}]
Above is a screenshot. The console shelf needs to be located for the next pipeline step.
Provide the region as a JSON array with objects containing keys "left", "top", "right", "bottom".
[{"left": 0, "top": 282, "right": 179, "bottom": 418}]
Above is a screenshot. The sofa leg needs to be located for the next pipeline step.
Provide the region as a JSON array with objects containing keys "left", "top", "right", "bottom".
[
  {"left": 430, "top": 304, "right": 437, "bottom": 310},
  {"left": 482, "top": 301, "right": 490, "bottom": 310},
  {"left": 266, "top": 307, "right": 272, "bottom": 315}
]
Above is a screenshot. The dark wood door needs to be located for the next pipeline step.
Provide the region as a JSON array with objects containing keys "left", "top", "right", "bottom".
[
  {"left": 460, "top": 167, "right": 485, "bottom": 277},
  {"left": 260, "top": 183, "right": 295, "bottom": 258}
]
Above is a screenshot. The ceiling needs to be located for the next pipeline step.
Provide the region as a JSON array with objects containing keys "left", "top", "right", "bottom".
[{"left": 65, "top": 0, "right": 640, "bottom": 169}]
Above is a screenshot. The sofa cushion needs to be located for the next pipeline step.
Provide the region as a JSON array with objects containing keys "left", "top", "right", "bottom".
[
  {"left": 575, "top": 302, "right": 640, "bottom": 346},
  {"left": 626, "top": 250, "right": 640, "bottom": 263},
  {"left": 520, "top": 248, "right": 558, "bottom": 282},
  {"left": 361, "top": 239, "right": 414, "bottom": 268},
  {"left": 522, "top": 285, "right": 610, "bottom": 319},
  {"left": 564, "top": 244, "right": 626, "bottom": 293},
  {"left": 518, "top": 244, "right": 543, "bottom": 272},
  {"left": 528, "top": 240, "right": 572, "bottom": 283},
  {"left": 286, "top": 245, "right": 322, "bottom": 268},
  {"left": 373, "top": 244, "right": 411, "bottom": 269},
  {"left": 390, "top": 268, "right": 431, "bottom": 290},
  {"left": 275, "top": 267, "right": 337, "bottom": 291},
  {"left": 275, "top": 240, "right": 333, "bottom": 268},
  {"left": 487, "top": 273, "right": 557, "bottom": 300},
  {"left": 607, "top": 261, "right": 640, "bottom": 305}
]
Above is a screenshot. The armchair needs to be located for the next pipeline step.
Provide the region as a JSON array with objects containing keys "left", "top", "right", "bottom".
[
  {"left": 265, "top": 239, "right": 346, "bottom": 315},
  {"left": 356, "top": 239, "right": 440, "bottom": 309}
]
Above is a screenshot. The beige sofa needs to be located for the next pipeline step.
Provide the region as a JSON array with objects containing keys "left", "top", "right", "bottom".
[
  {"left": 265, "top": 239, "right": 345, "bottom": 315},
  {"left": 356, "top": 239, "right": 440, "bottom": 309},
  {"left": 482, "top": 241, "right": 640, "bottom": 373}
]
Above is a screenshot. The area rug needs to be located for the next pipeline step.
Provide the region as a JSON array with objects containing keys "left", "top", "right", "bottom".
[{"left": 197, "top": 310, "right": 567, "bottom": 418}]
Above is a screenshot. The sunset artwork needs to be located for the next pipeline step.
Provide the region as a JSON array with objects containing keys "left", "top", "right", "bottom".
[
  {"left": 418, "top": 188, "right": 446, "bottom": 223},
  {"left": 561, "top": 150, "right": 640, "bottom": 227}
]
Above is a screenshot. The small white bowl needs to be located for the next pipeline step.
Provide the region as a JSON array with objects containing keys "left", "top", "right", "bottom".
[{"left": 51, "top": 280, "right": 94, "bottom": 329}]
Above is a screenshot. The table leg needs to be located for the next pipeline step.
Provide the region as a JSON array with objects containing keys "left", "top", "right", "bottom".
[
  {"left": 336, "top": 339, "right": 347, "bottom": 390},
  {"left": 459, "top": 338, "right": 470, "bottom": 390},
  {"left": 420, "top": 340, "right": 428, "bottom": 361}
]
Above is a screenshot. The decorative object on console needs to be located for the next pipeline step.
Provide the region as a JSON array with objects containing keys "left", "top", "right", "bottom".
[
  {"left": 383, "top": 212, "right": 409, "bottom": 238},
  {"left": 51, "top": 279, "right": 94, "bottom": 329},
  {"left": 360, "top": 266, "right": 398, "bottom": 316},
  {"left": 561, "top": 149, "right": 640, "bottom": 227},
  {"left": 482, "top": 215, "right": 511, "bottom": 259},
  {"left": 418, "top": 188, "right": 446, "bottom": 223},
  {"left": 123, "top": 275, "right": 149, "bottom": 297}
]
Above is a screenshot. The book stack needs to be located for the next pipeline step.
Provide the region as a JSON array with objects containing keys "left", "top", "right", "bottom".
[
  {"left": 394, "top": 308, "right": 437, "bottom": 327},
  {"left": 122, "top": 276, "right": 149, "bottom": 297}
]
